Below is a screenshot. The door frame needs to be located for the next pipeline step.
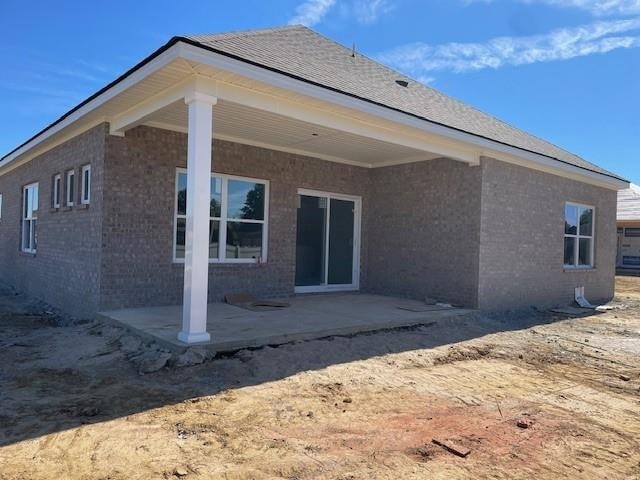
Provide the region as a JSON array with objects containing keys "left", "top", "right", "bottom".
[{"left": 295, "top": 188, "right": 362, "bottom": 293}]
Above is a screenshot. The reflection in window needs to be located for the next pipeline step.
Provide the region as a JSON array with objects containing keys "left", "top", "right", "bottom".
[
  {"left": 564, "top": 203, "right": 594, "bottom": 268},
  {"left": 174, "top": 172, "right": 267, "bottom": 262}
]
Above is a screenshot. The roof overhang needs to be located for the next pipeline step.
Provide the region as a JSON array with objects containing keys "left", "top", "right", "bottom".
[{"left": 0, "top": 37, "right": 630, "bottom": 191}]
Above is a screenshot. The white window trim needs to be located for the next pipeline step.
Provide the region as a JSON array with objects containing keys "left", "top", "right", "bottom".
[
  {"left": 22, "top": 182, "right": 38, "bottom": 253},
  {"left": 53, "top": 174, "right": 61, "bottom": 209},
  {"left": 0, "top": 193, "right": 3, "bottom": 222},
  {"left": 81, "top": 164, "right": 91, "bottom": 205},
  {"left": 172, "top": 169, "right": 270, "bottom": 264},
  {"left": 564, "top": 201, "right": 595, "bottom": 270},
  {"left": 66, "top": 169, "right": 75, "bottom": 207}
]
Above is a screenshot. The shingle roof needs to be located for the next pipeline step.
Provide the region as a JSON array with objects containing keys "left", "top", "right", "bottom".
[
  {"left": 618, "top": 184, "right": 640, "bottom": 221},
  {"left": 184, "top": 25, "right": 624, "bottom": 181}
]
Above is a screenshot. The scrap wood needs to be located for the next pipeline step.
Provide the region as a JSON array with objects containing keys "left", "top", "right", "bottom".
[
  {"left": 396, "top": 304, "right": 452, "bottom": 312},
  {"left": 224, "top": 292, "right": 290, "bottom": 309},
  {"left": 431, "top": 438, "right": 471, "bottom": 458}
]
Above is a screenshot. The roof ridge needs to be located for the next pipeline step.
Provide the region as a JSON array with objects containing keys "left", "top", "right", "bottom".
[{"left": 185, "top": 24, "right": 306, "bottom": 42}]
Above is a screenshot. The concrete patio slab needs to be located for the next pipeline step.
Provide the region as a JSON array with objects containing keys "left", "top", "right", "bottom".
[{"left": 97, "top": 293, "right": 473, "bottom": 353}]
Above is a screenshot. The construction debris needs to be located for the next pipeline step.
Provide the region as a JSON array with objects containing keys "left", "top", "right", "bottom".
[
  {"left": 224, "top": 292, "right": 290, "bottom": 311},
  {"left": 516, "top": 417, "right": 535, "bottom": 429},
  {"left": 431, "top": 438, "right": 471, "bottom": 458}
]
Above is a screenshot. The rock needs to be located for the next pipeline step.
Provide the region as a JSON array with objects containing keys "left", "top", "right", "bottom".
[
  {"left": 619, "top": 374, "right": 631, "bottom": 382},
  {"left": 138, "top": 352, "right": 172, "bottom": 374},
  {"left": 343, "top": 397, "right": 352, "bottom": 403},
  {"left": 516, "top": 417, "right": 534, "bottom": 429},
  {"left": 174, "top": 347, "right": 212, "bottom": 367},
  {"left": 174, "top": 466, "right": 189, "bottom": 477}
]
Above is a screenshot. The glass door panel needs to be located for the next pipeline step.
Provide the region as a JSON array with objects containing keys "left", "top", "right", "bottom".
[
  {"left": 327, "top": 198, "right": 354, "bottom": 285},
  {"left": 295, "top": 195, "right": 327, "bottom": 287}
]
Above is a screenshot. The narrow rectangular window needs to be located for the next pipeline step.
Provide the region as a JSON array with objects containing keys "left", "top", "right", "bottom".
[
  {"left": 53, "top": 174, "right": 61, "bottom": 208},
  {"left": 564, "top": 203, "right": 594, "bottom": 268},
  {"left": 81, "top": 165, "right": 91, "bottom": 205},
  {"left": 66, "top": 169, "right": 75, "bottom": 207},
  {"left": 22, "top": 183, "right": 39, "bottom": 253},
  {"left": 0, "top": 193, "right": 3, "bottom": 221},
  {"left": 174, "top": 170, "right": 269, "bottom": 263}
]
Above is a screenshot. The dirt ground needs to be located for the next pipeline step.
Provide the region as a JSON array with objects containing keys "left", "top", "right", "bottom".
[{"left": 1, "top": 279, "right": 639, "bottom": 479}]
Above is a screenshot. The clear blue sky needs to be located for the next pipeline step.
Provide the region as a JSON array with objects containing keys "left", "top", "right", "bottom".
[{"left": 1, "top": 0, "right": 638, "bottom": 182}]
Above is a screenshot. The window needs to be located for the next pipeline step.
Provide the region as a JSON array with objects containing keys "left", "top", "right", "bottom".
[
  {"left": 66, "top": 169, "right": 75, "bottom": 207},
  {"left": 0, "top": 193, "right": 3, "bottom": 221},
  {"left": 81, "top": 165, "right": 91, "bottom": 205},
  {"left": 22, "top": 183, "right": 39, "bottom": 253},
  {"left": 624, "top": 228, "right": 640, "bottom": 237},
  {"left": 564, "top": 203, "right": 594, "bottom": 268},
  {"left": 52, "top": 174, "right": 61, "bottom": 208},
  {"left": 174, "top": 170, "right": 268, "bottom": 263}
]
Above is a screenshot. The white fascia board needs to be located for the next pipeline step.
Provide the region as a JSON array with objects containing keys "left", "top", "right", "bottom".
[
  {"left": 0, "top": 43, "right": 183, "bottom": 172},
  {"left": 178, "top": 42, "right": 626, "bottom": 190}
]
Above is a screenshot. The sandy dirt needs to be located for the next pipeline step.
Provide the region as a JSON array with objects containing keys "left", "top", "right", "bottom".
[{"left": 1, "top": 278, "right": 639, "bottom": 479}]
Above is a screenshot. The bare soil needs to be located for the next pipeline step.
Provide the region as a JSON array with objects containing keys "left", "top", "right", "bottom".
[{"left": 1, "top": 278, "right": 639, "bottom": 479}]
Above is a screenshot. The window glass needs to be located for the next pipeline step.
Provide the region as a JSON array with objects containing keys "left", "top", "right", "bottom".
[
  {"left": 563, "top": 237, "right": 575, "bottom": 266},
  {"left": 209, "top": 220, "right": 220, "bottom": 258},
  {"left": 210, "top": 177, "right": 222, "bottom": 218},
  {"left": 564, "top": 203, "right": 594, "bottom": 268},
  {"left": 579, "top": 208, "right": 593, "bottom": 236},
  {"left": 82, "top": 166, "right": 91, "bottom": 203},
  {"left": 227, "top": 180, "right": 265, "bottom": 220},
  {"left": 226, "top": 222, "right": 263, "bottom": 259},
  {"left": 564, "top": 204, "right": 578, "bottom": 235},
  {"left": 174, "top": 172, "right": 267, "bottom": 262},
  {"left": 177, "top": 174, "right": 187, "bottom": 216},
  {"left": 22, "top": 183, "right": 38, "bottom": 252},
  {"left": 578, "top": 238, "right": 592, "bottom": 266},
  {"left": 175, "top": 217, "right": 186, "bottom": 259}
]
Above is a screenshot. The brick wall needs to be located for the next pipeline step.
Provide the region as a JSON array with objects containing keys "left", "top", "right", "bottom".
[
  {"left": 0, "top": 123, "right": 618, "bottom": 316},
  {"left": 477, "top": 157, "right": 617, "bottom": 310},
  {"left": 367, "top": 158, "right": 483, "bottom": 307},
  {"left": 0, "top": 124, "right": 106, "bottom": 317},
  {"left": 100, "top": 125, "right": 371, "bottom": 310}
]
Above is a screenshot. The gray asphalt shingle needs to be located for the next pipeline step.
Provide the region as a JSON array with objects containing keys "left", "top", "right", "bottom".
[{"left": 185, "top": 25, "right": 624, "bottom": 181}]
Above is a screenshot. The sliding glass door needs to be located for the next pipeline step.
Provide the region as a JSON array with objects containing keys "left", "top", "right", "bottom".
[{"left": 295, "top": 190, "right": 361, "bottom": 292}]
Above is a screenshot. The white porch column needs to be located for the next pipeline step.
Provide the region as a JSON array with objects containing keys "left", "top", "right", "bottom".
[{"left": 178, "top": 92, "right": 217, "bottom": 344}]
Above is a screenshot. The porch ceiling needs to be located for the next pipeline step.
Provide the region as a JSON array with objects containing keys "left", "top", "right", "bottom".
[{"left": 143, "top": 99, "right": 441, "bottom": 166}]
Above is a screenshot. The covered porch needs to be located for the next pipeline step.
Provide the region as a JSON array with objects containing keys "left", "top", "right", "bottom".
[
  {"left": 104, "top": 62, "right": 479, "bottom": 344},
  {"left": 98, "top": 293, "right": 472, "bottom": 353}
]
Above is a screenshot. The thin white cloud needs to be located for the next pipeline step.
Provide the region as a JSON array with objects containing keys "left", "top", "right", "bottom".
[
  {"left": 378, "top": 17, "right": 640, "bottom": 74},
  {"left": 463, "top": 0, "right": 640, "bottom": 16},
  {"left": 288, "top": 0, "right": 337, "bottom": 26},
  {"left": 353, "top": 0, "right": 393, "bottom": 24}
]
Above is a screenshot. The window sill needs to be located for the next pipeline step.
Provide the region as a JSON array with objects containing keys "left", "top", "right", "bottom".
[
  {"left": 563, "top": 267, "right": 597, "bottom": 273},
  {"left": 77, "top": 203, "right": 90, "bottom": 210},
  {"left": 172, "top": 259, "right": 267, "bottom": 266},
  {"left": 19, "top": 250, "right": 36, "bottom": 257}
]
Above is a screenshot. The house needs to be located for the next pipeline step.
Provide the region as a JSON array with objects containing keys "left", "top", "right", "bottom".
[
  {"left": 617, "top": 184, "right": 640, "bottom": 268},
  {"left": 0, "top": 26, "right": 629, "bottom": 344}
]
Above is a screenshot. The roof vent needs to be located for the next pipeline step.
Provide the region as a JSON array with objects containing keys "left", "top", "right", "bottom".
[{"left": 395, "top": 79, "right": 409, "bottom": 88}]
